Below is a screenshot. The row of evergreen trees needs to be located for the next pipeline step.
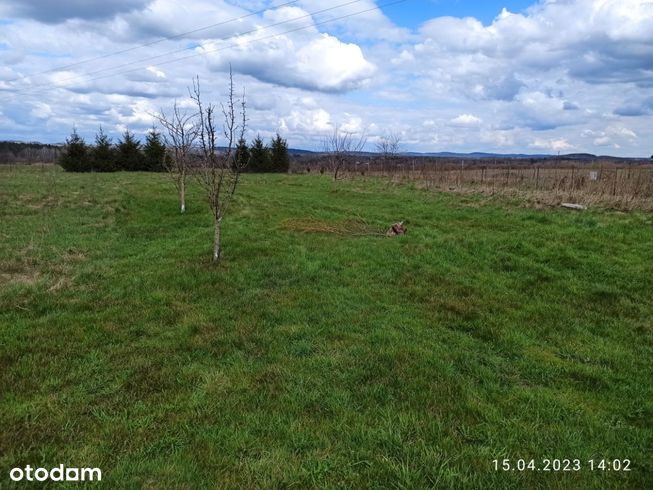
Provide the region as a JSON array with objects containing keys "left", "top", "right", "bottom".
[
  {"left": 59, "top": 128, "right": 167, "bottom": 172},
  {"left": 59, "top": 128, "right": 291, "bottom": 173},
  {"left": 236, "top": 134, "right": 290, "bottom": 173}
]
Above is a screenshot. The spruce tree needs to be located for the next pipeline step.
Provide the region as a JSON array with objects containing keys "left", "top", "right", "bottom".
[
  {"left": 58, "top": 127, "right": 88, "bottom": 172},
  {"left": 143, "top": 127, "right": 167, "bottom": 172},
  {"left": 234, "top": 136, "right": 250, "bottom": 171},
  {"left": 270, "top": 133, "right": 290, "bottom": 173},
  {"left": 117, "top": 129, "right": 144, "bottom": 171},
  {"left": 91, "top": 127, "right": 116, "bottom": 172},
  {"left": 248, "top": 135, "right": 270, "bottom": 173}
]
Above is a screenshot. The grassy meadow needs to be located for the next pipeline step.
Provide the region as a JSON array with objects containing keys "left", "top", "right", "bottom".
[{"left": 1, "top": 166, "right": 652, "bottom": 488}]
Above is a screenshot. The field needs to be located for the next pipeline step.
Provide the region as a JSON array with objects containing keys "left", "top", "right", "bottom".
[
  {"left": 296, "top": 158, "right": 653, "bottom": 212},
  {"left": 1, "top": 166, "right": 652, "bottom": 488}
]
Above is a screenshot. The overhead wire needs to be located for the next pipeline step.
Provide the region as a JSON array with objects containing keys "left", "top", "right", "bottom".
[
  {"left": 1, "top": 0, "right": 407, "bottom": 100},
  {"left": 3, "top": 0, "right": 302, "bottom": 84},
  {"left": 20, "top": 0, "right": 367, "bottom": 92}
]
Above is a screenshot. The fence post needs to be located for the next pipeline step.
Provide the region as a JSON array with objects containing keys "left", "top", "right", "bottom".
[{"left": 458, "top": 160, "right": 464, "bottom": 188}]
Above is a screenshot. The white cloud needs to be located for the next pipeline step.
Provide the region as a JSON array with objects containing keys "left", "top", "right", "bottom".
[
  {"left": 279, "top": 107, "right": 332, "bottom": 133},
  {"left": 530, "top": 137, "right": 574, "bottom": 152},
  {"left": 0, "top": 0, "right": 652, "bottom": 156},
  {"left": 201, "top": 27, "right": 376, "bottom": 92},
  {"left": 450, "top": 114, "right": 482, "bottom": 126},
  {"left": 30, "top": 102, "right": 53, "bottom": 119},
  {"left": 607, "top": 126, "right": 638, "bottom": 141},
  {"left": 340, "top": 114, "right": 364, "bottom": 133},
  {"left": 593, "top": 136, "right": 613, "bottom": 147},
  {"left": 146, "top": 66, "right": 166, "bottom": 79},
  {"left": 296, "top": 0, "right": 410, "bottom": 43}
]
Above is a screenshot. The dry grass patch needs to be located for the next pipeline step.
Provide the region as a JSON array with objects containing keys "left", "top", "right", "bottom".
[
  {"left": 0, "top": 271, "right": 40, "bottom": 287},
  {"left": 280, "top": 217, "right": 385, "bottom": 237}
]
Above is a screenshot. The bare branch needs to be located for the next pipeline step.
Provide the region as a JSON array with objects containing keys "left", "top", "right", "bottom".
[
  {"left": 323, "top": 124, "right": 367, "bottom": 180},
  {"left": 191, "top": 69, "right": 246, "bottom": 262},
  {"left": 154, "top": 100, "right": 199, "bottom": 213},
  {"left": 376, "top": 132, "right": 400, "bottom": 159}
]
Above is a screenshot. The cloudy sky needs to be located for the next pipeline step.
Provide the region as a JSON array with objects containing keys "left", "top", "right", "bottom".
[{"left": 1, "top": 0, "right": 652, "bottom": 156}]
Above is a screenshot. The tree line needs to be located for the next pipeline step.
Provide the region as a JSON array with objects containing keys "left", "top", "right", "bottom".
[
  {"left": 235, "top": 134, "right": 289, "bottom": 173},
  {"left": 59, "top": 127, "right": 167, "bottom": 172},
  {"left": 0, "top": 141, "right": 62, "bottom": 164},
  {"left": 58, "top": 127, "right": 290, "bottom": 174}
]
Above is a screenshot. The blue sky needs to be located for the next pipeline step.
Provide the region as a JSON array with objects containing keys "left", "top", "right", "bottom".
[
  {"left": 0, "top": 0, "right": 652, "bottom": 156},
  {"left": 384, "top": 0, "right": 533, "bottom": 28}
]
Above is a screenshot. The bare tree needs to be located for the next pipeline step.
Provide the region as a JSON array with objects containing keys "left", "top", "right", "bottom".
[
  {"left": 376, "top": 132, "right": 400, "bottom": 166},
  {"left": 323, "top": 124, "right": 367, "bottom": 181},
  {"left": 190, "top": 71, "right": 247, "bottom": 262},
  {"left": 156, "top": 101, "right": 198, "bottom": 213}
]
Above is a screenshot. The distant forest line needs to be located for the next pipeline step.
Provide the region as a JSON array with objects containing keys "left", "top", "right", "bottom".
[
  {"left": 0, "top": 141, "right": 63, "bottom": 164},
  {"left": 1, "top": 139, "right": 651, "bottom": 169}
]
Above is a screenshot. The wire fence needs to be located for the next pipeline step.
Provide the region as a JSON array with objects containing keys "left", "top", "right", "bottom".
[
  {"left": 292, "top": 156, "right": 653, "bottom": 210},
  {"left": 383, "top": 164, "right": 653, "bottom": 210}
]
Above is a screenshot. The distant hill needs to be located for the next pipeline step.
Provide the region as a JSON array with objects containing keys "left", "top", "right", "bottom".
[
  {"left": 401, "top": 151, "right": 552, "bottom": 159},
  {"left": 293, "top": 149, "right": 645, "bottom": 160},
  {"left": 3, "top": 140, "right": 649, "bottom": 163},
  {"left": 288, "top": 148, "right": 315, "bottom": 156}
]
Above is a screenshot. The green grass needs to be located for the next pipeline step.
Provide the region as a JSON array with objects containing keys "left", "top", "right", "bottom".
[{"left": 1, "top": 166, "right": 652, "bottom": 489}]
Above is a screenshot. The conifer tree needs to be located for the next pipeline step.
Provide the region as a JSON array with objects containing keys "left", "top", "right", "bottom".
[
  {"left": 234, "top": 136, "right": 250, "bottom": 171},
  {"left": 248, "top": 135, "right": 270, "bottom": 173},
  {"left": 58, "top": 127, "right": 88, "bottom": 172},
  {"left": 143, "top": 127, "right": 167, "bottom": 172},
  {"left": 117, "top": 129, "right": 144, "bottom": 171},
  {"left": 270, "top": 133, "right": 289, "bottom": 173},
  {"left": 91, "top": 127, "right": 116, "bottom": 172}
]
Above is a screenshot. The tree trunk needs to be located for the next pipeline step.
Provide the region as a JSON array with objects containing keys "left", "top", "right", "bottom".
[
  {"left": 180, "top": 177, "right": 186, "bottom": 213},
  {"left": 213, "top": 216, "right": 222, "bottom": 262}
]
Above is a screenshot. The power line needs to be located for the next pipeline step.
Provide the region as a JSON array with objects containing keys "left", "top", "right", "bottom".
[
  {"left": 3, "top": 0, "right": 301, "bottom": 84},
  {"left": 4, "top": 0, "right": 367, "bottom": 96},
  {"left": 17, "top": 0, "right": 366, "bottom": 93},
  {"left": 2, "top": 0, "right": 407, "bottom": 100}
]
